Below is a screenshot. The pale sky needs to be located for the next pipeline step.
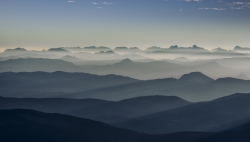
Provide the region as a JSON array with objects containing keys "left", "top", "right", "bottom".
[{"left": 0, "top": 0, "right": 250, "bottom": 51}]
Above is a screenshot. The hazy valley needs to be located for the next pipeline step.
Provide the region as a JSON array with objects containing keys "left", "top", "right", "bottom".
[{"left": 1, "top": 46, "right": 250, "bottom": 141}]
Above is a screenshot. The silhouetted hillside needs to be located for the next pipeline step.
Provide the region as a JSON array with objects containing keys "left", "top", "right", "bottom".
[
  {"left": 172, "top": 57, "right": 250, "bottom": 71},
  {"left": 187, "top": 61, "right": 236, "bottom": 78},
  {"left": 0, "top": 58, "right": 81, "bottom": 72},
  {"left": 63, "top": 72, "right": 250, "bottom": 102},
  {"left": 0, "top": 109, "right": 216, "bottom": 142},
  {"left": 0, "top": 57, "right": 241, "bottom": 80},
  {"left": 197, "top": 119, "right": 250, "bottom": 142},
  {"left": 63, "top": 78, "right": 179, "bottom": 100},
  {"left": 228, "top": 119, "right": 250, "bottom": 132},
  {"left": 82, "top": 60, "right": 237, "bottom": 80},
  {"left": 0, "top": 109, "right": 147, "bottom": 142},
  {"left": 0, "top": 109, "right": 250, "bottom": 142},
  {"left": 0, "top": 97, "right": 109, "bottom": 113},
  {"left": 83, "top": 59, "right": 185, "bottom": 80},
  {"left": 64, "top": 95, "right": 191, "bottom": 123},
  {"left": 2, "top": 71, "right": 250, "bottom": 102},
  {"left": 115, "top": 93, "right": 250, "bottom": 134},
  {"left": 60, "top": 55, "right": 85, "bottom": 62},
  {"left": 115, "top": 58, "right": 134, "bottom": 65},
  {"left": 0, "top": 72, "right": 139, "bottom": 98},
  {"left": 178, "top": 72, "right": 214, "bottom": 83},
  {"left": 0, "top": 95, "right": 190, "bottom": 124}
]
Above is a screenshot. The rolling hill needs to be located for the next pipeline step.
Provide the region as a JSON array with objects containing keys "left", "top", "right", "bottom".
[
  {"left": 62, "top": 72, "right": 250, "bottom": 102},
  {"left": 0, "top": 109, "right": 216, "bottom": 142},
  {"left": 0, "top": 72, "right": 139, "bottom": 98},
  {"left": 115, "top": 93, "right": 250, "bottom": 134},
  {"left": 0, "top": 95, "right": 190, "bottom": 124},
  {"left": 82, "top": 59, "right": 238, "bottom": 80},
  {"left": 0, "top": 58, "right": 81, "bottom": 72}
]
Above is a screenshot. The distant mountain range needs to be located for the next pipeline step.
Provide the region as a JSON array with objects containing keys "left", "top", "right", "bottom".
[
  {"left": 1, "top": 48, "right": 250, "bottom": 80},
  {"left": 0, "top": 58, "right": 83, "bottom": 72},
  {"left": 0, "top": 57, "right": 241, "bottom": 79},
  {"left": 233, "top": 46, "right": 250, "bottom": 51},
  {"left": 1, "top": 46, "right": 249, "bottom": 58},
  {"left": 1, "top": 71, "right": 250, "bottom": 102},
  {"left": 82, "top": 58, "right": 238, "bottom": 79},
  {"left": 0, "top": 48, "right": 148, "bottom": 61},
  {"left": 60, "top": 55, "right": 86, "bottom": 62},
  {"left": 172, "top": 57, "right": 250, "bottom": 70}
]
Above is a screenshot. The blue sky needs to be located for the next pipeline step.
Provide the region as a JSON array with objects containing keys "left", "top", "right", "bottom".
[{"left": 0, "top": 0, "right": 250, "bottom": 51}]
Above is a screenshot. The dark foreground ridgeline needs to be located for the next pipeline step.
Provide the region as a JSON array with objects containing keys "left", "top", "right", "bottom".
[
  {"left": 0, "top": 109, "right": 209, "bottom": 142},
  {"left": 1, "top": 109, "right": 250, "bottom": 142}
]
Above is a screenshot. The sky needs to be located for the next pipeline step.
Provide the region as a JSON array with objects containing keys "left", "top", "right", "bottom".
[{"left": 0, "top": 0, "right": 250, "bottom": 51}]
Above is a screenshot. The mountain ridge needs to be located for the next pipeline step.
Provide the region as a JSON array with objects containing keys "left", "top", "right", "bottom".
[{"left": 114, "top": 93, "right": 250, "bottom": 134}]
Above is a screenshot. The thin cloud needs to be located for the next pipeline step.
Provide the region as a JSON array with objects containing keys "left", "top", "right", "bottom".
[
  {"left": 198, "top": 8, "right": 226, "bottom": 10},
  {"left": 178, "top": 0, "right": 203, "bottom": 2},
  {"left": 102, "top": 2, "right": 114, "bottom": 5},
  {"left": 226, "top": 1, "right": 250, "bottom": 10}
]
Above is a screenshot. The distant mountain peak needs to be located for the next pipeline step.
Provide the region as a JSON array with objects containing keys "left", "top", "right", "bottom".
[
  {"left": 61, "top": 55, "right": 79, "bottom": 59},
  {"left": 212, "top": 47, "right": 236, "bottom": 54},
  {"left": 175, "top": 57, "right": 188, "bottom": 60},
  {"left": 175, "top": 57, "right": 189, "bottom": 62},
  {"left": 236, "top": 73, "right": 249, "bottom": 80},
  {"left": 63, "top": 55, "right": 73, "bottom": 58},
  {"left": 4, "top": 47, "right": 27, "bottom": 52},
  {"left": 234, "top": 46, "right": 250, "bottom": 51},
  {"left": 96, "top": 50, "right": 115, "bottom": 54},
  {"left": 212, "top": 47, "right": 226, "bottom": 52},
  {"left": 129, "top": 47, "right": 140, "bottom": 50},
  {"left": 119, "top": 58, "right": 133, "bottom": 64},
  {"left": 204, "top": 61, "right": 221, "bottom": 66},
  {"left": 179, "top": 72, "right": 214, "bottom": 83},
  {"left": 114, "top": 46, "right": 129, "bottom": 50},
  {"left": 48, "top": 48, "right": 69, "bottom": 52},
  {"left": 146, "top": 46, "right": 163, "bottom": 51}
]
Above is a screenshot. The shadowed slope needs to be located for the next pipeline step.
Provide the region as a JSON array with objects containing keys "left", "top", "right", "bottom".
[
  {"left": 0, "top": 95, "right": 191, "bottom": 124},
  {"left": 115, "top": 93, "right": 250, "bottom": 134},
  {"left": 0, "top": 109, "right": 146, "bottom": 142},
  {"left": 0, "top": 109, "right": 213, "bottom": 142},
  {"left": 178, "top": 72, "right": 214, "bottom": 83},
  {"left": 0, "top": 72, "right": 139, "bottom": 98},
  {"left": 62, "top": 72, "right": 250, "bottom": 102}
]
